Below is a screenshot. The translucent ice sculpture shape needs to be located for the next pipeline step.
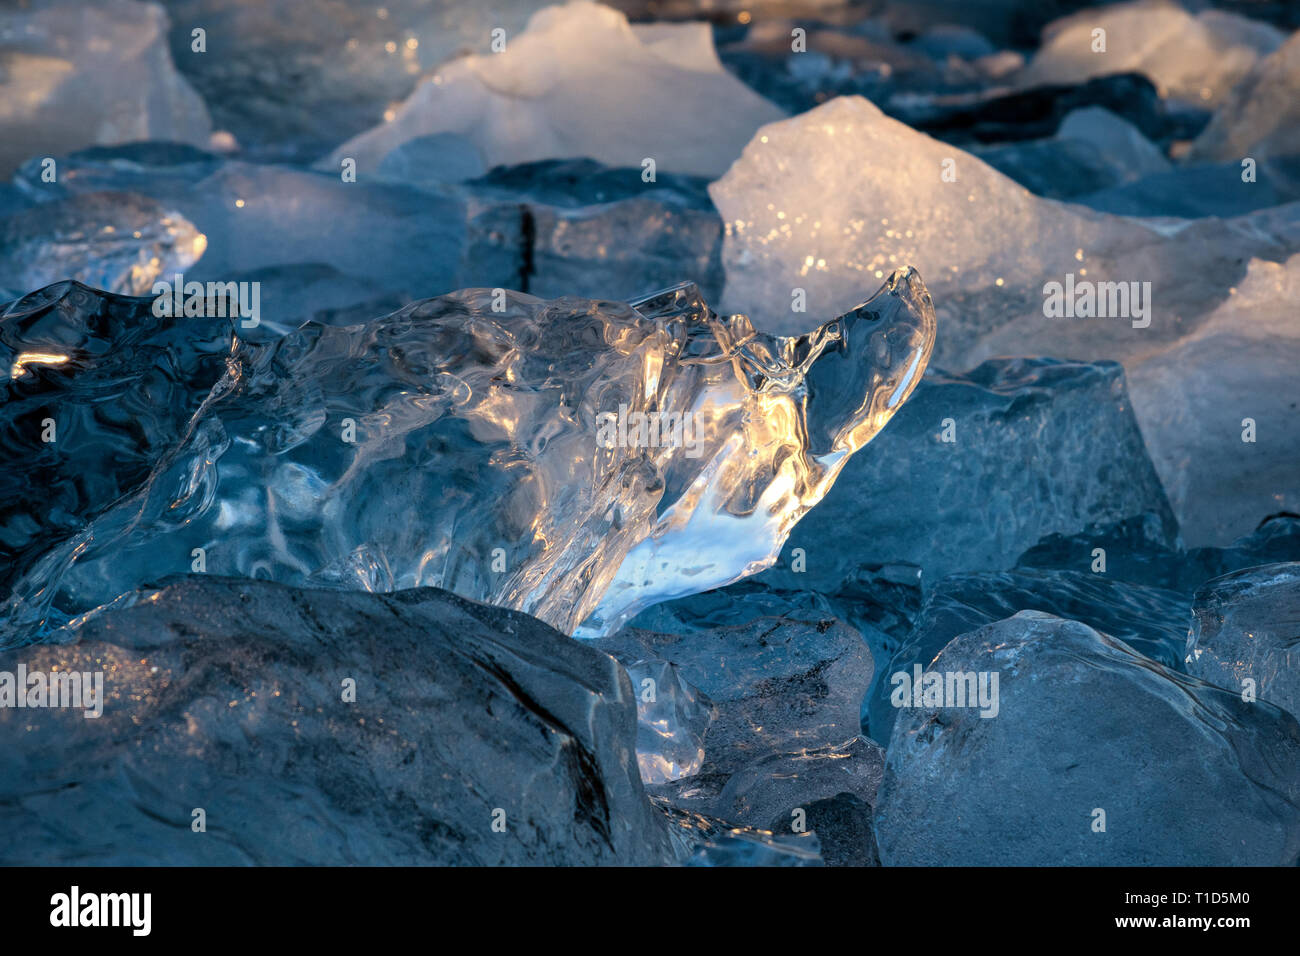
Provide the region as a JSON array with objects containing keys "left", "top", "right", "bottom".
[{"left": 0, "top": 271, "right": 934, "bottom": 642}]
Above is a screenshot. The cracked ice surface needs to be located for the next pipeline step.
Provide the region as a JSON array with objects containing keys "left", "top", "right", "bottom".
[
  {"left": 0, "top": 270, "right": 934, "bottom": 643},
  {"left": 323, "top": 1, "right": 786, "bottom": 179}
]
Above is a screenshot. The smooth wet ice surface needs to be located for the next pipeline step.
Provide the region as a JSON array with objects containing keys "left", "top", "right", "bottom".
[{"left": 0, "top": 269, "right": 934, "bottom": 642}]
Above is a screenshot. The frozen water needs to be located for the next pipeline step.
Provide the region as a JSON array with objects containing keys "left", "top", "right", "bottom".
[
  {"left": 885, "top": 73, "right": 1175, "bottom": 149},
  {"left": 759, "top": 358, "right": 1177, "bottom": 594},
  {"left": 623, "top": 658, "right": 715, "bottom": 784},
  {"left": 624, "top": 578, "right": 836, "bottom": 634},
  {"left": 875, "top": 611, "right": 1300, "bottom": 865},
  {"left": 1018, "top": 2, "right": 1284, "bottom": 107},
  {"left": 466, "top": 158, "right": 725, "bottom": 304},
  {"left": 1077, "top": 157, "right": 1300, "bottom": 218},
  {"left": 863, "top": 569, "right": 1192, "bottom": 742},
  {"left": 655, "top": 734, "right": 885, "bottom": 866},
  {"left": 1017, "top": 512, "right": 1300, "bottom": 594},
  {"left": 0, "top": 0, "right": 212, "bottom": 177},
  {"left": 710, "top": 95, "right": 1299, "bottom": 360},
  {"left": 0, "top": 576, "right": 672, "bottom": 864},
  {"left": 323, "top": 2, "right": 786, "bottom": 179},
  {"left": 1190, "top": 30, "right": 1300, "bottom": 169},
  {"left": 1186, "top": 563, "right": 1300, "bottom": 720},
  {"left": 971, "top": 107, "right": 1169, "bottom": 200},
  {"left": 157, "top": 0, "right": 554, "bottom": 162},
  {"left": 0, "top": 269, "right": 934, "bottom": 641},
  {"left": 13, "top": 149, "right": 475, "bottom": 300},
  {"left": 0, "top": 192, "right": 206, "bottom": 296},
  {"left": 598, "top": 615, "right": 874, "bottom": 795},
  {"left": 1055, "top": 106, "right": 1170, "bottom": 176},
  {"left": 712, "top": 733, "right": 883, "bottom": 853},
  {"left": 712, "top": 95, "right": 1300, "bottom": 543},
  {"left": 1126, "top": 254, "right": 1300, "bottom": 544},
  {"left": 13, "top": 145, "right": 726, "bottom": 313},
  {"left": 376, "top": 134, "right": 487, "bottom": 187},
  {"left": 578, "top": 271, "right": 935, "bottom": 635}
]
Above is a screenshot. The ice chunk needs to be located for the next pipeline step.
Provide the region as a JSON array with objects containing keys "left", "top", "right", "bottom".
[
  {"left": 0, "top": 270, "right": 934, "bottom": 641},
  {"left": 0, "top": 0, "right": 212, "bottom": 177},
  {"left": 1126, "top": 254, "right": 1300, "bottom": 545},
  {"left": 323, "top": 1, "right": 785, "bottom": 179},
  {"left": 716, "top": 16, "right": 952, "bottom": 118},
  {"left": 658, "top": 802, "right": 824, "bottom": 867},
  {"left": 710, "top": 735, "right": 884, "bottom": 866},
  {"left": 466, "top": 158, "right": 725, "bottom": 304},
  {"left": 624, "top": 658, "right": 715, "bottom": 784},
  {"left": 159, "top": 0, "right": 553, "bottom": 162},
  {"left": 759, "top": 358, "right": 1177, "bottom": 594},
  {"left": 13, "top": 148, "right": 473, "bottom": 293},
  {"left": 1186, "top": 563, "right": 1300, "bottom": 720},
  {"left": 971, "top": 107, "right": 1169, "bottom": 200},
  {"left": 0, "top": 576, "right": 672, "bottom": 864},
  {"left": 0, "top": 192, "right": 206, "bottom": 296},
  {"left": 874, "top": 611, "right": 1300, "bottom": 865},
  {"left": 864, "top": 569, "right": 1192, "bottom": 742},
  {"left": 596, "top": 615, "right": 874, "bottom": 794},
  {"left": 624, "top": 578, "right": 836, "bottom": 634},
  {"left": 1018, "top": 512, "right": 1300, "bottom": 594},
  {"left": 1189, "top": 30, "right": 1300, "bottom": 170},
  {"left": 1056, "top": 106, "right": 1171, "bottom": 175},
  {"left": 885, "top": 73, "right": 1175, "bottom": 148},
  {"left": 376, "top": 134, "right": 487, "bottom": 187},
  {"left": 710, "top": 95, "right": 1298, "bottom": 358},
  {"left": 1076, "top": 157, "right": 1300, "bottom": 218},
  {"left": 712, "top": 96, "right": 1300, "bottom": 544},
  {"left": 1018, "top": 3, "right": 1284, "bottom": 107},
  {"left": 15, "top": 145, "right": 724, "bottom": 310}
]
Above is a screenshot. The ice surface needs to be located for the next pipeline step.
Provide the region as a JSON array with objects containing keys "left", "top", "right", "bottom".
[
  {"left": 0, "top": 0, "right": 212, "bottom": 177},
  {"left": 1077, "top": 157, "right": 1300, "bottom": 218},
  {"left": 864, "top": 569, "right": 1192, "bottom": 742},
  {"left": 0, "top": 192, "right": 206, "bottom": 296},
  {"left": 1190, "top": 30, "right": 1300, "bottom": 168},
  {"left": 972, "top": 107, "right": 1169, "bottom": 200},
  {"left": 715, "top": 15, "right": 962, "bottom": 118},
  {"left": 874, "top": 611, "right": 1300, "bottom": 865},
  {"left": 13, "top": 145, "right": 726, "bottom": 315},
  {"left": 157, "top": 0, "right": 553, "bottom": 162},
  {"left": 710, "top": 95, "right": 1299, "bottom": 359},
  {"left": 375, "top": 133, "right": 487, "bottom": 187},
  {"left": 655, "top": 734, "right": 884, "bottom": 867},
  {"left": 1126, "top": 254, "right": 1300, "bottom": 544},
  {"left": 624, "top": 578, "right": 836, "bottom": 634},
  {"left": 712, "top": 95, "right": 1300, "bottom": 543},
  {"left": 1017, "top": 512, "right": 1300, "bottom": 594},
  {"left": 623, "top": 658, "right": 715, "bottom": 784},
  {"left": 0, "top": 270, "right": 934, "bottom": 641},
  {"left": 886, "top": 72, "right": 1176, "bottom": 148},
  {"left": 1018, "top": 2, "right": 1284, "bottom": 107},
  {"left": 466, "top": 158, "right": 725, "bottom": 304},
  {"left": 1186, "top": 563, "right": 1300, "bottom": 720},
  {"left": 598, "top": 615, "right": 873, "bottom": 797},
  {"left": 759, "top": 358, "right": 1177, "bottom": 594},
  {"left": 656, "top": 801, "right": 824, "bottom": 867},
  {"left": 710, "top": 735, "right": 884, "bottom": 865},
  {"left": 12, "top": 149, "right": 474, "bottom": 301},
  {"left": 323, "top": 2, "right": 786, "bottom": 179},
  {"left": 0, "top": 577, "right": 672, "bottom": 864}
]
